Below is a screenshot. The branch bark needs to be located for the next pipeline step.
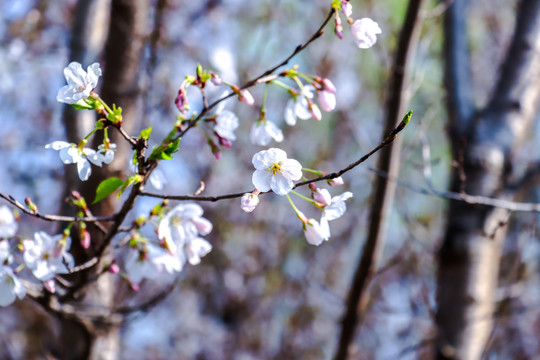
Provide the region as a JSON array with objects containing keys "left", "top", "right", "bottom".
[{"left": 333, "top": 1, "right": 424, "bottom": 359}]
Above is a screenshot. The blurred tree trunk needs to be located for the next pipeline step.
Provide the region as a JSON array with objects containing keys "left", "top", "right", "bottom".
[
  {"left": 436, "top": 0, "right": 540, "bottom": 358},
  {"left": 58, "top": 0, "right": 149, "bottom": 359}
]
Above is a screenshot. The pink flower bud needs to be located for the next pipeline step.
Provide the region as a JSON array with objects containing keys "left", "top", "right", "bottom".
[
  {"left": 313, "top": 188, "right": 332, "bottom": 207},
  {"left": 174, "top": 89, "right": 189, "bottom": 114},
  {"left": 43, "top": 279, "right": 56, "bottom": 293},
  {"left": 108, "top": 263, "right": 120, "bottom": 274},
  {"left": 341, "top": 1, "right": 352, "bottom": 17},
  {"left": 328, "top": 176, "right": 345, "bottom": 186},
  {"left": 321, "top": 78, "right": 337, "bottom": 93},
  {"left": 217, "top": 135, "right": 233, "bottom": 148},
  {"left": 211, "top": 73, "right": 222, "bottom": 86},
  {"left": 335, "top": 15, "right": 343, "bottom": 39},
  {"left": 241, "top": 193, "right": 259, "bottom": 213},
  {"left": 317, "top": 90, "right": 337, "bottom": 112},
  {"left": 238, "top": 89, "right": 255, "bottom": 105},
  {"left": 80, "top": 229, "right": 91, "bottom": 249},
  {"left": 129, "top": 282, "right": 140, "bottom": 292},
  {"left": 308, "top": 101, "right": 322, "bottom": 121}
]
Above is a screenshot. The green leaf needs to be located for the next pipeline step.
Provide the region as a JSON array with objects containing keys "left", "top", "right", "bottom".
[
  {"left": 71, "top": 99, "right": 95, "bottom": 110},
  {"left": 117, "top": 175, "right": 143, "bottom": 198},
  {"left": 93, "top": 177, "right": 123, "bottom": 204},
  {"left": 139, "top": 126, "right": 152, "bottom": 140},
  {"left": 149, "top": 137, "right": 180, "bottom": 161}
]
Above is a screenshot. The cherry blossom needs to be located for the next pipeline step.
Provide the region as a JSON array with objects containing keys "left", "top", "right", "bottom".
[
  {"left": 250, "top": 120, "right": 284, "bottom": 146},
  {"left": 158, "top": 203, "right": 213, "bottom": 263},
  {"left": 97, "top": 143, "right": 117, "bottom": 164},
  {"left": 46, "top": 141, "right": 105, "bottom": 181},
  {"left": 341, "top": 1, "right": 352, "bottom": 17},
  {"left": 252, "top": 148, "right": 302, "bottom": 195},
  {"left": 125, "top": 242, "right": 184, "bottom": 284},
  {"left": 238, "top": 89, "right": 255, "bottom": 105},
  {"left": 285, "top": 86, "right": 315, "bottom": 126},
  {"left": 351, "top": 18, "right": 382, "bottom": 49},
  {"left": 312, "top": 187, "right": 332, "bottom": 207},
  {"left": 0, "top": 205, "right": 17, "bottom": 239},
  {"left": 319, "top": 191, "right": 354, "bottom": 239},
  {"left": 57, "top": 62, "right": 102, "bottom": 104},
  {"left": 241, "top": 192, "right": 260, "bottom": 213},
  {"left": 303, "top": 218, "right": 330, "bottom": 246},
  {"left": 184, "top": 237, "right": 212, "bottom": 265},
  {"left": 328, "top": 176, "right": 345, "bottom": 186},
  {"left": 0, "top": 240, "right": 26, "bottom": 306},
  {"left": 23, "top": 231, "right": 75, "bottom": 281},
  {"left": 0, "top": 266, "right": 26, "bottom": 307},
  {"left": 215, "top": 110, "right": 239, "bottom": 144}
]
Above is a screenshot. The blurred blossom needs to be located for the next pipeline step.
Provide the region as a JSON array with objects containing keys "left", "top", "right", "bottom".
[
  {"left": 285, "top": 85, "right": 314, "bottom": 125},
  {"left": 215, "top": 110, "right": 239, "bottom": 142},
  {"left": 241, "top": 192, "right": 259, "bottom": 213},
  {"left": 125, "top": 242, "right": 184, "bottom": 284},
  {"left": 0, "top": 266, "right": 26, "bottom": 307},
  {"left": 319, "top": 191, "right": 353, "bottom": 239},
  {"left": 251, "top": 148, "right": 302, "bottom": 195},
  {"left": 341, "top": 1, "right": 352, "bottom": 17},
  {"left": 23, "top": 231, "right": 75, "bottom": 281},
  {"left": 57, "top": 62, "right": 101, "bottom": 104},
  {"left": 46, "top": 141, "right": 104, "bottom": 181},
  {"left": 184, "top": 237, "right": 212, "bottom": 265},
  {"left": 250, "top": 120, "right": 284, "bottom": 146},
  {"left": 351, "top": 18, "right": 382, "bottom": 49},
  {"left": 0, "top": 205, "right": 17, "bottom": 238},
  {"left": 317, "top": 90, "right": 336, "bottom": 112}
]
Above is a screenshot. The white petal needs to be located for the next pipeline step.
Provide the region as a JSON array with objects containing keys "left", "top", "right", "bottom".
[
  {"left": 45, "top": 141, "right": 71, "bottom": 151},
  {"left": 252, "top": 170, "right": 271, "bottom": 192},
  {"left": 270, "top": 174, "right": 293, "bottom": 195},
  {"left": 76, "top": 158, "right": 92, "bottom": 181},
  {"left": 185, "top": 238, "right": 212, "bottom": 265},
  {"left": 281, "top": 159, "right": 303, "bottom": 181},
  {"left": 285, "top": 100, "right": 297, "bottom": 126}
]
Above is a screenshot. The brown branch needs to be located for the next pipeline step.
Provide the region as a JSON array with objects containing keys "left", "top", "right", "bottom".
[
  {"left": 138, "top": 117, "right": 411, "bottom": 201},
  {"left": 0, "top": 193, "right": 116, "bottom": 223},
  {"left": 334, "top": 0, "right": 424, "bottom": 358}
]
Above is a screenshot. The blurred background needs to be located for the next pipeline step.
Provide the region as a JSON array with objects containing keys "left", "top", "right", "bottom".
[{"left": 1, "top": 0, "right": 539, "bottom": 359}]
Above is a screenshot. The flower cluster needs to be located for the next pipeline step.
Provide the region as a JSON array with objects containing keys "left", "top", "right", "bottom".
[
  {"left": 124, "top": 203, "right": 213, "bottom": 285},
  {"left": 333, "top": 0, "right": 382, "bottom": 49},
  {"left": 0, "top": 204, "right": 77, "bottom": 306}
]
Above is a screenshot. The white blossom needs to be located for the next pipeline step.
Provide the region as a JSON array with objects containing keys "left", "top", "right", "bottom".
[
  {"left": 250, "top": 120, "right": 284, "bottom": 146},
  {"left": 184, "top": 237, "right": 212, "bottom": 265},
  {"left": 0, "top": 206, "right": 17, "bottom": 239},
  {"left": 46, "top": 141, "right": 105, "bottom": 181},
  {"left": 0, "top": 266, "right": 26, "bottom": 307},
  {"left": 285, "top": 86, "right": 315, "bottom": 126},
  {"left": 319, "top": 191, "right": 353, "bottom": 239},
  {"left": 215, "top": 110, "right": 239, "bottom": 142},
  {"left": 23, "top": 231, "right": 75, "bottom": 281},
  {"left": 317, "top": 90, "right": 337, "bottom": 112},
  {"left": 158, "top": 203, "right": 213, "bottom": 265},
  {"left": 125, "top": 242, "right": 184, "bottom": 284},
  {"left": 303, "top": 219, "right": 330, "bottom": 246},
  {"left": 313, "top": 188, "right": 332, "bottom": 207},
  {"left": 98, "top": 143, "right": 117, "bottom": 164},
  {"left": 351, "top": 18, "right": 382, "bottom": 49},
  {"left": 57, "top": 62, "right": 102, "bottom": 104},
  {"left": 252, "top": 148, "right": 302, "bottom": 196}
]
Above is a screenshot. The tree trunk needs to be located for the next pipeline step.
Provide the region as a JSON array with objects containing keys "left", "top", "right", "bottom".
[{"left": 436, "top": 1, "right": 540, "bottom": 358}]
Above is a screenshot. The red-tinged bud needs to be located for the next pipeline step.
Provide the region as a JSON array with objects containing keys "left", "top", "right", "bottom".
[
  {"left": 174, "top": 89, "right": 189, "bottom": 114},
  {"left": 71, "top": 191, "right": 82, "bottom": 199},
  {"left": 217, "top": 134, "right": 233, "bottom": 148},
  {"left": 335, "top": 15, "right": 344, "bottom": 39},
  {"left": 211, "top": 73, "right": 222, "bottom": 86},
  {"left": 312, "top": 188, "right": 332, "bottom": 207},
  {"left": 328, "top": 176, "right": 345, "bottom": 186},
  {"left": 80, "top": 229, "right": 91, "bottom": 249},
  {"left": 207, "top": 137, "right": 221, "bottom": 159},
  {"left": 43, "top": 279, "right": 56, "bottom": 293},
  {"left": 309, "top": 183, "right": 318, "bottom": 191},
  {"left": 308, "top": 100, "right": 322, "bottom": 121},
  {"left": 25, "top": 197, "right": 38, "bottom": 213},
  {"left": 321, "top": 78, "right": 337, "bottom": 93},
  {"left": 129, "top": 282, "right": 140, "bottom": 292},
  {"left": 108, "top": 263, "right": 120, "bottom": 274}
]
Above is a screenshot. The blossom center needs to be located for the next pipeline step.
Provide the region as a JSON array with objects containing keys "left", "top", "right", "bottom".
[{"left": 267, "top": 162, "right": 283, "bottom": 176}]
